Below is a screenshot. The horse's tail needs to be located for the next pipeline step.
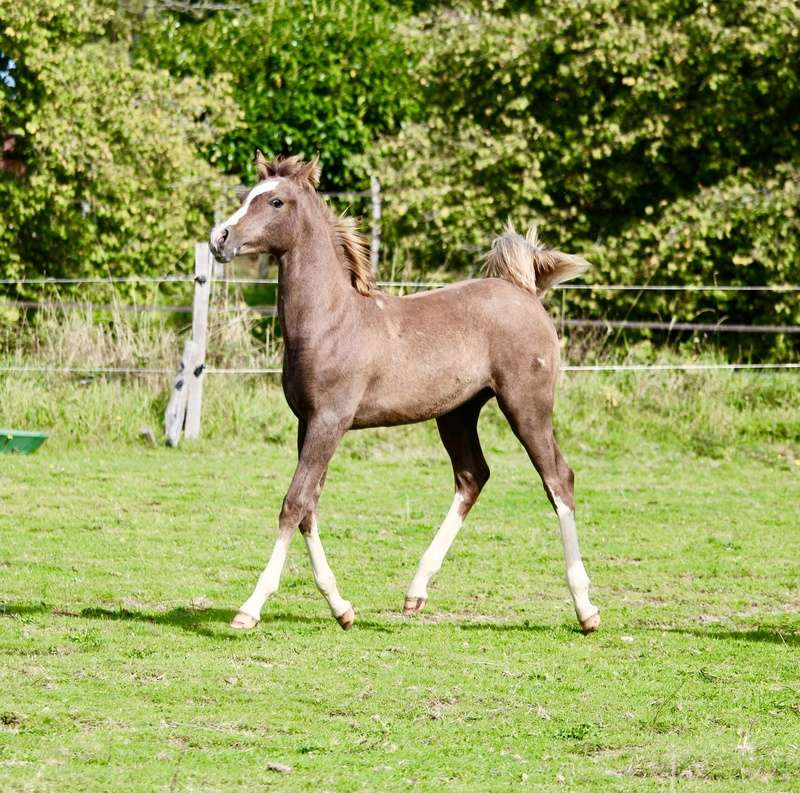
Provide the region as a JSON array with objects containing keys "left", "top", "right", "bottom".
[{"left": 483, "top": 222, "right": 590, "bottom": 297}]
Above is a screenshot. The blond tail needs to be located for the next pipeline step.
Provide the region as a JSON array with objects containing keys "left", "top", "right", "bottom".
[{"left": 483, "top": 222, "right": 590, "bottom": 297}]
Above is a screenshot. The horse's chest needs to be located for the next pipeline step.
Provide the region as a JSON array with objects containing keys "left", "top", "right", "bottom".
[{"left": 281, "top": 345, "right": 363, "bottom": 420}]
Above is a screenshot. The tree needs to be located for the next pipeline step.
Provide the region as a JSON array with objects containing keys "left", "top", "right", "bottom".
[
  {"left": 0, "top": 0, "right": 240, "bottom": 293},
  {"left": 136, "top": 0, "right": 421, "bottom": 189},
  {"left": 368, "top": 0, "right": 800, "bottom": 355}
]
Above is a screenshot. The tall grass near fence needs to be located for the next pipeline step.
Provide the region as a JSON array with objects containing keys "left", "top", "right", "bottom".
[
  {"left": 0, "top": 297, "right": 280, "bottom": 375},
  {"left": 1, "top": 304, "right": 797, "bottom": 459},
  {"left": 2, "top": 366, "right": 797, "bottom": 467}
]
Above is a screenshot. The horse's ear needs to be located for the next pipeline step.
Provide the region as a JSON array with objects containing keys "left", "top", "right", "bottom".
[
  {"left": 255, "top": 149, "right": 270, "bottom": 181},
  {"left": 296, "top": 153, "right": 321, "bottom": 188}
]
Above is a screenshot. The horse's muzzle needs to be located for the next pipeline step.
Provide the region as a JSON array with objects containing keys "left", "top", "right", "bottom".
[{"left": 209, "top": 226, "right": 232, "bottom": 262}]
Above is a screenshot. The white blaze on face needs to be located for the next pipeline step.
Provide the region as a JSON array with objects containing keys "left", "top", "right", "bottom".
[{"left": 223, "top": 178, "right": 281, "bottom": 228}]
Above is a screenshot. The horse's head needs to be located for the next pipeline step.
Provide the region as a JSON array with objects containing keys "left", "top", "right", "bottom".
[{"left": 209, "top": 152, "right": 321, "bottom": 263}]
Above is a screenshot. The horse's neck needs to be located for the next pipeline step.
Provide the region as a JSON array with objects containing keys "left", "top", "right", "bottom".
[{"left": 278, "top": 229, "right": 355, "bottom": 349}]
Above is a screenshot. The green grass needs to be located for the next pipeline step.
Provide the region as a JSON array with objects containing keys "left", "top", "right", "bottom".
[{"left": 1, "top": 384, "right": 799, "bottom": 791}]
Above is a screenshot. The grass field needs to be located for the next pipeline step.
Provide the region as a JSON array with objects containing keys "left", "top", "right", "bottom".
[{"left": 1, "top": 377, "right": 799, "bottom": 791}]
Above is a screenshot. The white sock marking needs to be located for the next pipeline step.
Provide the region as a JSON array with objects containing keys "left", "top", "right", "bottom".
[
  {"left": 407, "top": 493, "right": 465, "bottom": 600},
  {"left": 304, "top": 519, "right": 351, "bottom": 618},
  {"left": 238, "top": 529, "right": 291, "bottom": 620},
  {"left": 551, "top": 492, "right": 597, "bottom": 622}
]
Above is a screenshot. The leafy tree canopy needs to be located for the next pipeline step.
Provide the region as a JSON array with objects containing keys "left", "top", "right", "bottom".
[
  {"left": 137, "top": 0, "right": 421, "bottom": 188},
  {"left": 0, "top": 0, "right": 239, "bottom": 292},
  {"left": 367, "top": 0, "right": 799, "bottom": 355},
  {"left": 1, "top": 0, "right": 798, "bottom": 357}
]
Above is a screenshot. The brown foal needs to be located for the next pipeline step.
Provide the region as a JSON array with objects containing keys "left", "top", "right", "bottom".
[{"left": 209, "top": 153, "right": 600, "bottom": 634}]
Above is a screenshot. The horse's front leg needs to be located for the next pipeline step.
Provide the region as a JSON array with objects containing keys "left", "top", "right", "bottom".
[
  {"left": 299, "top": 508, "right": 354, "bottom": 630},
  {"left": 231, "top": 415, "right": 347, "bottom": 630}
]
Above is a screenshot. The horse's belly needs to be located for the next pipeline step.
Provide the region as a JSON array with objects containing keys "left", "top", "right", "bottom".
[{"left": 352, "top": 355, "right": 490, "bottom": 428}]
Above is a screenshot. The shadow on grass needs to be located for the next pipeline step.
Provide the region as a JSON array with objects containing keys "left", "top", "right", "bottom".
[
  {"left": 1, "top": 601, "right": 557, "bottom": 638},
  {"left": 2, "top": 602, "right": 239, "bottom": 639},
  {"left": 12, "top": 602, "right": 791, "bottom": 644},
  {"left": 660, "top": 626, "right": 800, "bottom": 647},
  {"left": 1, "top": 602, "right": 349, "bottom": 639}
]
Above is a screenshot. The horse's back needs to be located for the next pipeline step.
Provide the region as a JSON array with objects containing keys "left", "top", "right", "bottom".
[
  {"left": 350, "top": 278, "right": 560, "bottom": 428},
  {"left": 390, "top": 278, "right": 559, "bottom": 364}
]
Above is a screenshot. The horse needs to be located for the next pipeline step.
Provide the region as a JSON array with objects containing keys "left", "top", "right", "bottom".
[{"left": 209, "top": 152, "right": 600, "bottom": 635}]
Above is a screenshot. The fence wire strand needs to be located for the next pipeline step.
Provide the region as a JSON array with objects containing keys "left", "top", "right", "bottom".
[
  {"left": 1, "top": 362, "right": 798, "bottom": 377},
  {"left": 0, "top": 299, "right": 792, "bottom": 330},
  {"left": 0, "top": 275, "right": 194, "bottom": 285},
  {"left": 2, "top": 271, "right": 798, "bottom": 375},
  {"left": 1, "top": 275, "right": 799, "bottom": 292}
]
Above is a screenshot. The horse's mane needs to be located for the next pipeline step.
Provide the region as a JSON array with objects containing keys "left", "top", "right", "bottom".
[
  {"left": 261, "top": 154, "right": 376, "bottom": 297},
  {"left": 329, "top": 214, "right": 374, "bottom": 297}
]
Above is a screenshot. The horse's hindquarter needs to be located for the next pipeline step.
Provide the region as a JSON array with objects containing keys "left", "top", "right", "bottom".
[{"left": 352, "top": 280, "right": 558, "bottom": 428}]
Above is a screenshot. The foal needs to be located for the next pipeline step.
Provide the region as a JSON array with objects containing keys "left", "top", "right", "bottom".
[{"left": 209, "top": 153, "right": 600, "bottom": 634}]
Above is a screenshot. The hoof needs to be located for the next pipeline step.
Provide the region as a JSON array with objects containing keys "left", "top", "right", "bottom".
[
  {"left": 580, "top": 610, "right": 600, "bottom": 634},
  {"left": 230, "top": 610, "right": 259, "bottom": 630},
  {"left": 336, "top": 607, "right": 355, "bottom": 631},
  {"left": 402, "top": 596, "right": 427, "bottom": 616}
]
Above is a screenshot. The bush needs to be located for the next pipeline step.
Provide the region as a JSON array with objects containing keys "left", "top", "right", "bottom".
[
  {"left": 368, "top": 0, "right": 800, "bottom": 355},
  {"left": 0, "top": 0, "right": 239, "bottom": 297},
  {"left": 137, "top": 0, "right": 421, "bottom": 189}
]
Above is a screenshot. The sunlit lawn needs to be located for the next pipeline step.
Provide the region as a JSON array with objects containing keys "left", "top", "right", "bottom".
[{"left": 1, "top": 421, "right": 798, "bottom": 791}]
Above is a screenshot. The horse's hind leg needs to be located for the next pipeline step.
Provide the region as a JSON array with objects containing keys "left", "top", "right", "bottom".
[
  {"left": 497, "top": 387, "right": 600, "bottom": 634},
  {"left": 550, "top": 441, "right": 600, "bottom": 633},
  {"left": 404, "top": 395, "right": 490, "bottom": 615}
]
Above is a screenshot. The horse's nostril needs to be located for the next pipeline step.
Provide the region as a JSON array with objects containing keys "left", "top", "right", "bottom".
[{"left": 219, "top": 227, "right": 229, "bottom": 244}]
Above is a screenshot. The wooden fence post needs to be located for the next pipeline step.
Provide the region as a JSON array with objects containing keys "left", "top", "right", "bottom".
[
  {"left": 184, "top": 243, "right": 211, "bottom": 440},
  {"left": 164, "top": 339, "right": 197, "bottom": 447},
  {"left": 369, "top": 175, "right": 381, "bottom": 273}
]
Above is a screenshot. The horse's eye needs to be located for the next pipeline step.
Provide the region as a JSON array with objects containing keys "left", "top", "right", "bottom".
[{"left": 271, "top": 198, "right": 284, "bottom": 208}]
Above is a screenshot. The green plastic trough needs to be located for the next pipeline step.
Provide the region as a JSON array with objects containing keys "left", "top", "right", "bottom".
[{"left": 0, "top": 429, "right": 48, "bottom": 454}]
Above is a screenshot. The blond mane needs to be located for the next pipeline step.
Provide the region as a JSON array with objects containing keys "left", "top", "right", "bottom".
[{"left": 260, "top": 153, "right": 376, "bottom": 297}]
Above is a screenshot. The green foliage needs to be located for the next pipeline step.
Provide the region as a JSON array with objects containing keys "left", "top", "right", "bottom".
[
  {"left": 368, "top": 0, "right": 800, "bottom": 354},
  {"left": 137, "top": 0, "right": 420, "bottom": 188},
  {"left": 589, "top": 162, "right": 800, "bottom": 358},
  {"left": 2, "top": 0, "right": 798, "bottom": 358},
  {"left": 0, "top": 0, "right": 239, "bottom": 296}
]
